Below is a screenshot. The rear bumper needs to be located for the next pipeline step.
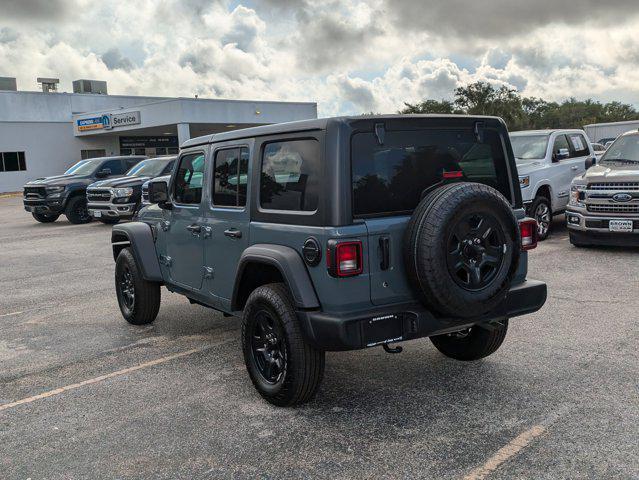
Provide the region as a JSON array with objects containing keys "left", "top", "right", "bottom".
[{"left": 297, "top": 280, "right": 547, "bottom": 351}]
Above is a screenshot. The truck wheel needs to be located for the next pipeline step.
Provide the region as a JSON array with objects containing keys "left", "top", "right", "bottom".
[
  {"left": 99, "top": 217, "right": 120, "bottom": 225},
  {"left": 241, "top": 283, "right": 325, "bottom": 407},
  {"left": 65, "top": 196, "right": 92, "bottom": 224},
  {"left": 529, "top": 196, "right": 551, "bottom": 240},
  {"left": 32, "top": 211, "right": 59, "bottom": 223},
  {"left": 404, "top": 182, "right": 519, "bottom": 319},
  {"left": 115, "top": 248, "right": 161, "bottom": 325},
  {"left": 430, "top": 321, "right": 508, "bottom": 361}
]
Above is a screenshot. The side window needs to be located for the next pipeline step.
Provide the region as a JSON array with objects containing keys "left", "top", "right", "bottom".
[
  {"left": 567, "top": 134, "right": 590, "bottom": 158},
  {"left": 174, "top": 153, "right": 205, "bottom": 204},
  {"left": 100, "top": 159, "right": 126, "bottom": 175},
  {"left": 552, "top": 135, "right": 570, "bottom": 160},
  {"left": 213, "top": 147, "right": 249, "bottom": 207},
  {"left": 260, "top": 139, "right": 320, "bottom": 212}
]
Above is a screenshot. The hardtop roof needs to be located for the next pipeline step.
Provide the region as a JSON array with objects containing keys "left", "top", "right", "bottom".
[{"left": 180, "top": 114, "right": 506, "bottom": 149}]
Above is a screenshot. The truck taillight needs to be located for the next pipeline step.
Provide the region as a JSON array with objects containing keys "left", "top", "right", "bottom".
[
  {"left": 519, "top": 218, "right": 538, "bottom": 251},
  {"left": 327, "top": 240, "right": 363, "bottom": 277}
]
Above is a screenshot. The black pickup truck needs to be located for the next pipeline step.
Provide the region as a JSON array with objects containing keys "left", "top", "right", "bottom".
[{"left": 23, "top": 156, "right": 146, "bottom": 224}]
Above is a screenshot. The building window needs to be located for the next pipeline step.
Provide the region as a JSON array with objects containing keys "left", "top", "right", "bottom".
[
  {"left": 81, "top": 149, "right": 106, "bottom": 160},
  {"left": 0, "top": 152, "right": 27, "bottom": 172}
]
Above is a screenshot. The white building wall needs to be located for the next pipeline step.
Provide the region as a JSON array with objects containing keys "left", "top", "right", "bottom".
[{"left": 0, "top": 122, "right": 120, "bottom": 192}]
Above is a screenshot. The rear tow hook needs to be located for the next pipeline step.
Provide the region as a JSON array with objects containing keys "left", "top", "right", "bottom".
[{"left": 382, "top": 343, "right": 403, "bottom": 354}]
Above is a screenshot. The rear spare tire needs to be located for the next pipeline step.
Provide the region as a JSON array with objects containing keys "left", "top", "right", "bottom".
[{"left": 404, "top": 182, "right": 519, "bottom": 318}]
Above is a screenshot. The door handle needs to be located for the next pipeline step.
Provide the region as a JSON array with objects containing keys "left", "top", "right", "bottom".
[
  {"left": 224, "top": 228, "right": 242, "bottom": 239},
  {"left": 186, "top": 224, "right": 201, "bottom": 235}
]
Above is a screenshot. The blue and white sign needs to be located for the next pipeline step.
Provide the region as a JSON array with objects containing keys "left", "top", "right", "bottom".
[{"left": 77, "top": 111, "right": 141, "bottom": 132}]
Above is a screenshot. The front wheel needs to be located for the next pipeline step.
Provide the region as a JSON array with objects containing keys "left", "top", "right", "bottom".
[
  {"left": 430, "top": 320, "right": 508, "bottom": 361},
  {"left": 115, "top": 248, "right": 161, "bottom": 325},
  {"left": 32, "top": 211, "right": 59, "bottom": 223},
  {"left": 65, "top": 196, "right": 92, "bottom": 224},
  {"left": 241, "top": 283, "right": 325, "bottom": 407},
  {"left": 529, "top": 196, "right": 551, "bottom": 240}
]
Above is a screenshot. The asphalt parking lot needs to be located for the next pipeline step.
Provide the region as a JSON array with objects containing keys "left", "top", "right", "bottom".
[{"left": 1, "top": 195, "right": 638, "bottom": 479}]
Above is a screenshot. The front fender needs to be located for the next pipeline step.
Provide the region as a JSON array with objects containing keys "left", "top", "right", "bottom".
[
  {"left": 232, "top": 244, "right": 320, "bottom": 310},
  {"left": 112, "top": 222, "right": 163, "bottom": 282}
]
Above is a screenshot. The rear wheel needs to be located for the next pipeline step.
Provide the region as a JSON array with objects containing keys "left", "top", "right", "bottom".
[
  {"left": 32, "top": 211, "right": 59, "bottom": 223},
  {"left": 241, "top": 283, "right": 325, "bottom": 407},
  {"left": 65, "top": 196, "right": 92, "bottom": 224},
  {"left": 115, "top": 248, "right": 161, "bottom": 325},
  {"left": 529, "top": 196, "right": 551, "bottom": 240},
  {"left": 430, "top": 321, "right": 508, "bottom": 361}
]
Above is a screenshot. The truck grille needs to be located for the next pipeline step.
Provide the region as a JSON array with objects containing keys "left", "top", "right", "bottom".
[
  {"left": 23, "top": 186, "right": 46, "bottom": 199},
  {"left": 588, "top": 182, "right": 639, "bottom": 191},
  {"left": 587, "top": 204, "right": 639, "bottom": 214},
  {"left": 87, "top": 189, "right": 112, "bottom": 202}
]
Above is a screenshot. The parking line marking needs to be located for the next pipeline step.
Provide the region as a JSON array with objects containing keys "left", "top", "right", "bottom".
[
  {"left": 0, "top": 339, "right": 234, "bottom": 413},
  {"left": 462, "top": 425, "right": 547, "bottom": 480},
  {"left": 0, "top": 311, "right": 23, "bottom": 318}
]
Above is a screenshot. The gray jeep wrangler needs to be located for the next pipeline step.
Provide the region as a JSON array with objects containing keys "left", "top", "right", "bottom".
[{"left": 111, "top": 115, "right": 547, "bottom": 406}]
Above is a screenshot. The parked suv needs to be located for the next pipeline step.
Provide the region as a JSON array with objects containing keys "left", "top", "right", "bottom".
[
  {"left": 510, "top": 129, "right": 596, "bottom": 239},
  {"left": 567, "top": 129, "right": 639, "bottom": 246},
  {"left": 111, "top": 116, "right": 547, "bottom": 406},
  {"left": 23, "top": 156, "right": 146, "bottom": 224},
  {"left": 87, "top": 156, "right": 175, "bottom": 224}
]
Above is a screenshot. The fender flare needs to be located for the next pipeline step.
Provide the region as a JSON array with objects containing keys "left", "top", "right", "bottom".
[
  {"left": 111, "top": 222, "right": 163, "bottom": 282},
  {"left": 232, "top": 244, "right": 320, "bottom": 310},
  {"left": 532, "top": 181, "right": 554, "bottom": 211}
]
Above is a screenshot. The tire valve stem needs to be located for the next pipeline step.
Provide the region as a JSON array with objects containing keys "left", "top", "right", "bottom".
[{"left": 382, "top": 343, "right": 403, "bottom": 354}]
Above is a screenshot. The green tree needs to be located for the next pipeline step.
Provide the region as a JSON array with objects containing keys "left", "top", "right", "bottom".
[{"left": 400, "top": 99, "right": 458, "bottom": 114}]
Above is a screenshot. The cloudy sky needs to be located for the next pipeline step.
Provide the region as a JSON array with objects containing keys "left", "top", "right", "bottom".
[{"left": 1, "top": 0, "right": 638, "bottom": 115}]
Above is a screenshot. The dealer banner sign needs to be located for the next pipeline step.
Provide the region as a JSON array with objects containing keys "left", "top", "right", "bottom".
[{"left": 77, "top": 111, "right": 141, "bottom": 132}]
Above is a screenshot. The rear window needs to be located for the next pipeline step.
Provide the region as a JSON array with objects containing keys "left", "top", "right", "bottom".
[
  {"left": 260, "top": 139, "right": 320, "bottom": 212},
  {"left": 352, "top": 129, "right": 511, "bottom": 217}
]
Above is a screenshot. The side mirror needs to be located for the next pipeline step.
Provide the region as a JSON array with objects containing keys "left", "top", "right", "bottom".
[
  {"left": 585, "top": 157, "right": 596, "bottom": 169},
  {"left": 96, "top": 168, "right": 111, "bottom": 178},
  {"left": 552, "top": 148, "right": 570, "bottom": 162},
  {"left": 148, "top": 181, "right": 171, "bottom": 209}
]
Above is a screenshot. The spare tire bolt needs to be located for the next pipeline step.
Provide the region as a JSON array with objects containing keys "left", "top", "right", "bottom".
[{"left": 474, "top": 238, "right": 481, "bottom": 244}]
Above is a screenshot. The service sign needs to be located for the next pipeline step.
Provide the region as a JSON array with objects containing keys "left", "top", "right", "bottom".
[{"left": 76, "top": 111, "right": 141, "bottom": 132}]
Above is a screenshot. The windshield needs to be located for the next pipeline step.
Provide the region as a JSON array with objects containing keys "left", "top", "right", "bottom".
[
  {"left": 125, "top": 159, "right": 173, "bottom": 177},
  {"left": 64, "top": 159, "right": 103, "bottom": 175},
  {"left": 600, "top": 134, "right": 639, "bottom": 164},
  {"left": 510, "top": 135, "right": 549, "bottom": 160}
]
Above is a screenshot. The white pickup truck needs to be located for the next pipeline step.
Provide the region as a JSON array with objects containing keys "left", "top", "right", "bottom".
[{"left": 510, "top": 129, "right": 596, "bottom": 239}]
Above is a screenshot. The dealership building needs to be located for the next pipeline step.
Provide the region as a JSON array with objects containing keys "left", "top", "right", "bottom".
[{"left": 0, "top": 78, "right": 317, "bottom": 192}]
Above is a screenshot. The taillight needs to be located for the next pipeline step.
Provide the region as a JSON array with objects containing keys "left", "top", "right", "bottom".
[
  {"left": 327, "top": 240, "right": 363, "bottom": 277},
  {"left": 443, "top": 170, "right": 464, "bottom": 179},
  {"left": 519, "top": 218, "right": 538, "bottom": 251}
]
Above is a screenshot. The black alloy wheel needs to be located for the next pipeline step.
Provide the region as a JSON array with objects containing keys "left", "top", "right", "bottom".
[
  {"left": 250, "top": 309, "right": 287, "bottom": 384},
  {"left": 446, "top": 212, "right": 506, "bottom": 291},
  {"left": 117, "top": 265, "right": 135, "bottom": 313}
]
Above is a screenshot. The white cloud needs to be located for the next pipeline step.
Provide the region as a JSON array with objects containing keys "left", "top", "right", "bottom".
[{"left": 0, "top": 0, "right": 638, "bottom": 116}]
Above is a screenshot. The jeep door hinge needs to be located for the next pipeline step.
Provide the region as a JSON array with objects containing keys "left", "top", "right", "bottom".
[
  {"left": 160, "top": 220, "right": 171, "bottom": 232},
  {"left": 202, "top": 226, "right": 212, "bottom": 239},
  {"left": 202, "top": 266, "right": 214, "bottom": 279},
  {"left": 159, "top": 255, "right": 172, "bottom": 267}
]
